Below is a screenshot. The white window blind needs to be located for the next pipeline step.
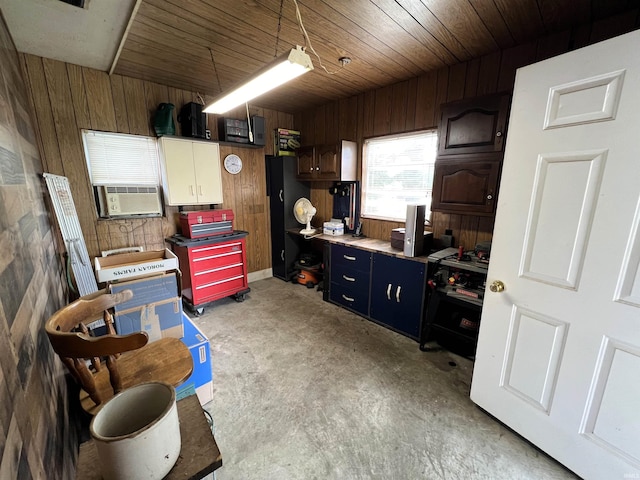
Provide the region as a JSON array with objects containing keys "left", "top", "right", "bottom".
[
  {"left": 362, "top": 130, "right": 437, "bottom": 222},
  {"left": 82, "top": 130, "right": 160, "bottom": 186}
]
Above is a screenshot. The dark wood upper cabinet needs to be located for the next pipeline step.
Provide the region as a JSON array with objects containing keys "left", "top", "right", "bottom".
[
  {"left": 437, "top": 92, "right": 511, "bottom": 156},
  {"left": 295, "top": 140, "right": 357, "bottom": 182},
  {"left": 431, "top": 153, "right": 502, "bottom": 216},
  {"left": 296, "top": 146, "right": 316, "bottom": 180}
]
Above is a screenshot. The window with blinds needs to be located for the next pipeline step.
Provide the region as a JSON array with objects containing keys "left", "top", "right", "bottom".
[
  {"left": 81, "top": 130, "right": 160, "bottom": 186},
  {"left": 362, "top": 130, "right": 437, "bottom": 222}
]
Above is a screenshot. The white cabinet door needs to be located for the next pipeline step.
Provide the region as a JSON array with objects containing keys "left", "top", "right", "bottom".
[
  {"left": 160, "top": 137, "right": 197, "bottom": 205},
  {"left": 160, "top": 137, "right": 223, "bottom": 206},
  {"left": 192, "top": 141, "right": 223, "bottom": 204},
  {"left": 470, "top": 30, "right": 640, "bottom": 479}
]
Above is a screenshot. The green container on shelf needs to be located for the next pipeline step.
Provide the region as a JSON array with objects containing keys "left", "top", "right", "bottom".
[{"left": 154, "top": 102, "right": 175, "bottom": 136}]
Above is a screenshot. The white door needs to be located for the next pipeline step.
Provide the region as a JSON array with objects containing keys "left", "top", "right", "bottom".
[{"left": 471, "top": 30, "right": 640, "bottom": 479}]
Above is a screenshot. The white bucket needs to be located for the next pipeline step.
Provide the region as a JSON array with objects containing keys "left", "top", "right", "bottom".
[{"left": 90, "top": 382, "right": 181, "bottom": 480}]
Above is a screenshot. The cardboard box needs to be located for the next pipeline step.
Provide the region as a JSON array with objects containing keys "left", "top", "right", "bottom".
[
  {"left": 177, "top": 314, "right": 213, "bottom": 406},
  {"left": 95, "top": 249, "right": 179, "bottom": 283},
  {"left": 274, "top": 128, "right": 301, "bottom": 156},
  {"left": 109, "top": 272, "right": 184, "bottom": 341},
  {"left": 113, "top": 297, "right": 184, "bottom": 342}
]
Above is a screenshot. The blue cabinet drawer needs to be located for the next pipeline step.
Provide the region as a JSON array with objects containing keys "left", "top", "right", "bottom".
[
  {"left": 330, "top": 282, "right": 369, "bottom": 316},
  {"left": 331, "top": 263, "right": 370, "bottom": 291},
  {"left": 331, "top": 244, "right": 371, "bottom": 273}
]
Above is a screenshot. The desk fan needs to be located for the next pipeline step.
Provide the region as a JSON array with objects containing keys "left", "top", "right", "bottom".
[{"left": 293, "top": 197, "right": 317, "bottom": 234}]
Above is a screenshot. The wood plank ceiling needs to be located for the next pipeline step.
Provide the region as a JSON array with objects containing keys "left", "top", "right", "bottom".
[{"left": 113, "top": 0, "right": 640, "bottom": 113}]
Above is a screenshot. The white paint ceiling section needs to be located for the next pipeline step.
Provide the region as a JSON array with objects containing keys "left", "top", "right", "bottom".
[{"left": 0, "top": 0, "right": 136, "bottom": 71}]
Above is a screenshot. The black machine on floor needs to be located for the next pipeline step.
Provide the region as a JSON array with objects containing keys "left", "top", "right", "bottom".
[{"left": 420, "top": 245, "right": 490, "bottom": 358}]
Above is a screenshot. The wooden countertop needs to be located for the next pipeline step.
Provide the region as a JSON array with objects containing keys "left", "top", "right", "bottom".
[{"left": 287, "top": 229, "right": 431, "bottom": 264}]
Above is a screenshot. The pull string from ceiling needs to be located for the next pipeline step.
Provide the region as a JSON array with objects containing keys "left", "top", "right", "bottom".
[
  {"left": 291, "top": 0, "right": 339, "bottom": 75},
  {"left": 209, "top": 47, "right": 223, "bottom": 95},
  {"left": 274, "top": 0, "right": 284, "bottom": 57}
]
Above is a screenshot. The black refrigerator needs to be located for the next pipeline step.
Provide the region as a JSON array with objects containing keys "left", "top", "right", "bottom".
[{"left": 267, "top": 156, "right": 310, "bottom": 281}]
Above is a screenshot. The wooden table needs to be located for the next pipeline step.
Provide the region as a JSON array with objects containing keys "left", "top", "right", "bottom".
[{"left": 76, "top": 394, "right": 222, "bottom": 479}]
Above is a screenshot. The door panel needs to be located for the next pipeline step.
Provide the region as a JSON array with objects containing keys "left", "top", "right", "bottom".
[
  {"left": 501, "top": 307, "right": 568, "bottom": 413},
  {"left": 521, "top": 151, "right": 606, "bottom": 289},
  {"left": 581, "top": 338, "right": 640, "bottom": 465},
  {"left": 614, "top": 198, "right": 640, "bottom": 306},
  {"left": 317, "top": 144, "right": 339, "bottom": 180},
  {"left": 438, "top": 92, "right": 510, "bottom": 155},
  {"left": 296, "top": 146, "right": 315, "bottom": 180},
  {"left": 192, "top": 142, "right": 222, "bottom": 204},
  {"left": 470, "top": 30, "right": 640, "bottom": 479},
  {"left": 370, "top": 253, "right": 424, "bottom": 338},
  {"left": 431, "top": 153, "right": 501, "bottom": 215}
]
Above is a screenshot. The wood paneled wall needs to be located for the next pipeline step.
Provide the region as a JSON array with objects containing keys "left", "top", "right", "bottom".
[
  {"left": 294, "top": 11, "right": 640, "bottom": 251},
  {"left": 0, "top": 14, "right": 76, "bottom": 479},
  {"left": 19, "top": 54, "right": 294, "bottom": 274}
]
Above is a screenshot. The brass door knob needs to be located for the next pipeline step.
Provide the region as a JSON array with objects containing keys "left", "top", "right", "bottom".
[{"left": 490, "top": 280, "right": 505, "bottom": 293}]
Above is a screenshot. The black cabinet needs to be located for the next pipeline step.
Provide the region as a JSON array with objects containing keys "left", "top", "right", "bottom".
[
  {"left": 267, "top": 156, "right": 309, "bottom": 281},
  {"left": 424, "top": 291, "right": 481, "bottom": 357},
  {"left": 369, "top": 253, "right": 426, "bottom": 339},
  {"left": 420, "top": 250, "right": 488, "bottom": 357}
]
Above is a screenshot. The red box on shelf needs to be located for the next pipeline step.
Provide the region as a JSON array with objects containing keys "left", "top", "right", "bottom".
[{"left": 180, "top": 209, "right": 234, "bottom": 239}]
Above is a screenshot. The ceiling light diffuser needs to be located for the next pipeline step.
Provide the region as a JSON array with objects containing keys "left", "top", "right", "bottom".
[{"left": 204, "top": 46, "right": 314, "bottom": 114}]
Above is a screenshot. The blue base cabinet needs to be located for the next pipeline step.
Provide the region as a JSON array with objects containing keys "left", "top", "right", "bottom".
[
  {"left": 329, "top": 244, "right": 371, "bottom": 316},
  {"left": 327, "top": 244, "right": 426, "bottom": 340},
  {"left": 370, "top": 253, "right": 426, "bottom": 339}
]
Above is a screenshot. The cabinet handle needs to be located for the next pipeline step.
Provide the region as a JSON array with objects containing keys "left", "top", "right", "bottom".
[
  {"left": 343, "top": 255, "right": 356, "bottom": 261},
  {"left": 279, "top": 189, "right": 283, "bottom": 202},
  {"left": 198, "top": 185, "right": 203, "bottom": 196},
  {"left": 342, "top": 294, "right": 355, "bottom": 302},
  {"left": 309, "top": 166, "right": 314, "bottom": 172},
  {"left": 281, "top": 250, "right": 285, "bottom": 261},
  {"left": 315, "top": 166, "right": 320, "bottom": 171},
  {"left": 342, "top": 274, "right": 355, "bottom": 282},
  {"left": 386, "top": 283, "right": 392, "bottom": 300},
  {"left": 396, "top": 285, "right": 401, "bottom": 302},
  {"left": 486, "top": 194, "right": 493, "bottom": 200},
  {"left": 496, "top": 131, "right": 502, "bottom": 137},
  {"left": 189, "top": 185, "right": 194, "bottom": 196}
]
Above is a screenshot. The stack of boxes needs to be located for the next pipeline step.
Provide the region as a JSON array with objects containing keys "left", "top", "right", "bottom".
[{"left": 94, "top": 249, "right": 213, "bottom": 406}]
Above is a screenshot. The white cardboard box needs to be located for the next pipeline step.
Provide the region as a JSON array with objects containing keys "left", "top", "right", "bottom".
[{"left": 94, "top": 249, "right": 179, "bottom": 283}]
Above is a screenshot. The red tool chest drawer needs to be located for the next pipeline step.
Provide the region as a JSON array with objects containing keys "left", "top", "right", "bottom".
[
  {"left": 168, "top": 231, "right": 250, "bottom": 314},
  {"left": 179, "top": 209, "right": 234, "bottom": 239}
]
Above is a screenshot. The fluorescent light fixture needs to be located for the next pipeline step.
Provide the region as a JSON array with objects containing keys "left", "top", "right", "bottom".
[{"left": 204, "top": 46, "right": 314, "bottom": 114}]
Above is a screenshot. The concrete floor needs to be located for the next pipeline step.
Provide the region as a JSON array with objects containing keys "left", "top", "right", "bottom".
[{"left": 194, "top": 277, "right": 578, "bottom": 480}]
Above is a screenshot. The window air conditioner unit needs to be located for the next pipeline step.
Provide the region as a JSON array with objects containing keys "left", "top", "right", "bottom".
[{"left": 97, "top": 185, "right": 163, "bottom": 217}]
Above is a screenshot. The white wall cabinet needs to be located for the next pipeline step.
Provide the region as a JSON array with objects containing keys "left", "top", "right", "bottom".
[{"left": 159, "top": 137, "right": 223, "bottom": 206}]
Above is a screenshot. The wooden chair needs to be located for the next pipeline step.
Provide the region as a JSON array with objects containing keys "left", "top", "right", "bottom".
[{"left": 46, "top": 289, "right": 193, "bottom": 415}]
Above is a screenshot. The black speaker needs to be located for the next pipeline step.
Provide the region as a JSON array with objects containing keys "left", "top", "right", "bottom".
[
  {"left": 178, "top": 102, "right": 206, "bottom": 139},
  {"left": 251, "top": 115, "right": 266, "bottom": 146}
]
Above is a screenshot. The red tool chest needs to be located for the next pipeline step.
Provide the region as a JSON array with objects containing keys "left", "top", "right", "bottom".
[
  {"left": 168, "top": 231, "right": 250, "bottom": 314},
  {"left": 179, "top": 209, "right": 234, "bottom": 239}
]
